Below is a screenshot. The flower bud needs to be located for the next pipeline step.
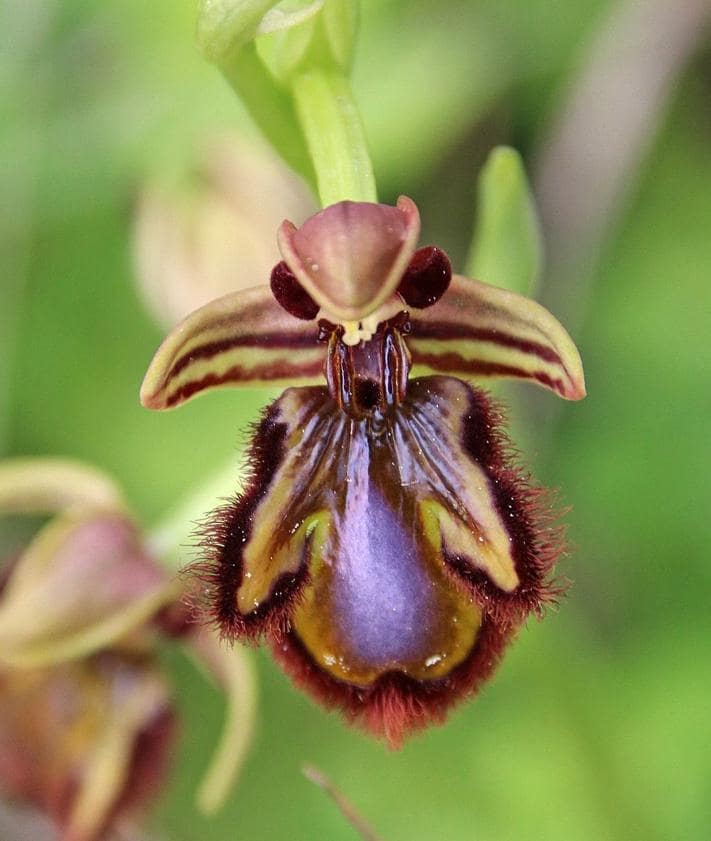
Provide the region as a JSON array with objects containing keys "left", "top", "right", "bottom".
[
  {"left": 0, "top": 651, "right": 174, "bottom": 841},
  {"left": 0, "top": 458, "right": 258, "bottom": 829},
  {"left": 133, "top": 136, "right": 314, "bottom": 327},
  {"left": 197, "top": 0, "right": 327, "bottom": 64}
]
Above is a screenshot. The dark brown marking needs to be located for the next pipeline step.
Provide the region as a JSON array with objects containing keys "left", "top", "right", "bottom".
[
  {"left": 168, "top": 329, "right": 320, "bottom": 381},
  {"left": 270, "top": 261, "right": 320, "bottom": 320},
  {"left": 166, "top": 358, "right": 324, "bottom": 406},
  {"left": 411, "top": 321, "right": 564, "bottom": 366},
  {"left": 409, "top": 351, "right": 568, "bottom": 395},
  {"left": 325, "top": 323, "right": 412, "bottom": 419},
  {"left": 397, "top": 246, "right": 451, "bottom": 309}
]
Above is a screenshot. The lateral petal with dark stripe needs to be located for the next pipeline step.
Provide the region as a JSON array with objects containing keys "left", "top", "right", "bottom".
[
  {"left": 140, "top": 285, "right": 324, "bottom": 409},
  {"left": 408, "top": 275, "right": 586, "bottom": 400}
]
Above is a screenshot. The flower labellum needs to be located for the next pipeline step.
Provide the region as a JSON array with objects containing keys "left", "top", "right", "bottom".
[{"left": 141, "top": 197, "right": 585, "bottom": 746}]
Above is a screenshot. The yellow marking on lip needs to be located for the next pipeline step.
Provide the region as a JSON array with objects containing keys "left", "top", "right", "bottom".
[
  {"left": 420, "top": 499, "right": 520, "bottom": 593},
  {"left": 237, "top": 511, "right": 330, "bottom": 614},
  {"left": 293, "top": 550, "right": 482, "bottom": 686}
]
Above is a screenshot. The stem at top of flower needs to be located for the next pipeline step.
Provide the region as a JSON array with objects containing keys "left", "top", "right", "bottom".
[
  {"left": 196, "top": 1, "right": 373, "bottom": 207},
  {"left": 215, "top": 42, "right": 316, "bottom": 184},
  {"left": 291, "top": 69, "right": 377, "bottom": 206}
]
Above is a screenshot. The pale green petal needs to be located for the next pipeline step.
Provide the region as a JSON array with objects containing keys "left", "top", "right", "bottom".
[
  {"left": 409, "top": 275, "right": 586, "bottom": 401},
  {"left": 321, "top": 0, "right": 358, "bottom": 70},
  {"left": 0, "top": 458, "right": 125, "bottom": 516},
  {"left": 191, "top": 631, "right": 258, "bottom": 814},
  {"left": 257, "top": 0, "right": 325, "bottom": 36},
  {"left": 140, "top": 285, "right": 324, "bottom": 411},
  {"left": 197, "top": 0, "right": 277, "bottom": 61}
]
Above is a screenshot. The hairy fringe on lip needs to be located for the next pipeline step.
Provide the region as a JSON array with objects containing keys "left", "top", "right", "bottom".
[
  {"left": 188, "top": 401, "right": 311, "bottom": 643},
  {"left": 187, "top": 380, "right": 568, "bottom": 745},
  {"left": 271, "top": 617, "right": 512, "bottom": 748},
  {"left": 440, "top": 385, "right": 569, "bottom": 628}
]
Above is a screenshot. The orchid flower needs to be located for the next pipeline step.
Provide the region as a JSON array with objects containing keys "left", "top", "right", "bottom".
[
  {"left": 0, "top": 459, "right": 255, "bottom": 838},
  {"left": 141, "top": 197, "right": 585, "bottom": 746}
]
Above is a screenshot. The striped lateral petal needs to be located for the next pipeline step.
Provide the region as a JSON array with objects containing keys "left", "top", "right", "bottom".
[
  {"left": 408, "top": 275, "right": 586, "bottom": 400},
  {"left": 140, "top": 285, "right": 324, "bottom": 410}
]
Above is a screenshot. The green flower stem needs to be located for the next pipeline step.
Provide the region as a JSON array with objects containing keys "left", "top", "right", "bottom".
[
  {"left": 218, "top": 43, "right": 316, "bottom": 186},
  {"left": 291, "top": 69, "right": 377, "bottom": 207}
]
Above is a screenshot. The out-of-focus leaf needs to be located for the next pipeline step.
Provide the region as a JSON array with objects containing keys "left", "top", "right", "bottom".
[
  {"left": 465, "top": 146, "right": 542, "bottom": 296},
  {"left": 354, "top": 0, "right": 512, "bottom": 193}
]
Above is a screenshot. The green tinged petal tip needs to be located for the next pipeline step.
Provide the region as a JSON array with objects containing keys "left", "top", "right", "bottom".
[{"left": 466, "top": 146, "right": 543, "bottom": 297}]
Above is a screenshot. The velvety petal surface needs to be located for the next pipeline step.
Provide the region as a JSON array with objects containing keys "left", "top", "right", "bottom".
[
  {"left": 408, "top": 274, "right": 586, "bottom": 400},
  {"left": 197, "top": 375, "right": 560, "bottom": 743},
  {"left": 277, "top": 197, "right": 420, "bottom": 321},
  {"left": 140, "top": 285, "right": 325, "bottom": 410}
]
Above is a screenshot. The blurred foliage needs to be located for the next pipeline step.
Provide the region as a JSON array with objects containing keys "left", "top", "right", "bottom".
[
  {"left": 2, "top": 0, "right": 710, "bottom": 839},
  {"left": 465, "top": 146, "right": 542, "bottom": 295}
]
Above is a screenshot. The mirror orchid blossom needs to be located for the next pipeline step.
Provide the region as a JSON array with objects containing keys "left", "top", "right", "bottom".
[
  {"left": 0, "top": 461, "right": 176, "bottom": 841},
  {"left": 0, "top": 459, "right": 255, "bottom": 837},
  {"left": 141, "top": 196, "right": 585, "bottom": 746}
]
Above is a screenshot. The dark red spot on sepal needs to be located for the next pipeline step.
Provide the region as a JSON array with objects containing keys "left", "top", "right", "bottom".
[
  {"left": 397, "top": 246, "right": 451, "bottom": 309},
  {"left": 270, "top": 261, "right": 320, "bottom": 320}
]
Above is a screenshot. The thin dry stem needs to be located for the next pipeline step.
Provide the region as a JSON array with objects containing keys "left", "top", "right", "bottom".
[{"left": 302, "top": 764, "right": 384, "bottom": 841}]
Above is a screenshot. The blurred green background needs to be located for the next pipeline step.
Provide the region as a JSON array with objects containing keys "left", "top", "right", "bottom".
[{"left": 2, "top": 0, "right": 710, "bottom": 839}]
